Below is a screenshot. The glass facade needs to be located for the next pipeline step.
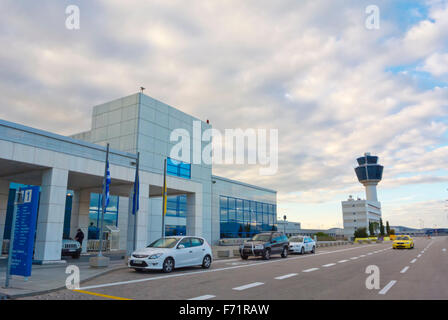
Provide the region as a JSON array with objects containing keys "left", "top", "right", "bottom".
[
  {"left": 220, "top": 195, "right": 277, "bottom": 238},
  {"left": 167, "top": 157, "right": 191, "bottom": 179},
  {"left": 165, "top": 225, "right": 186, "bottom": 236},
  {"left": 166, "top": 194, "right": 187, "bottom": 217},
  {"left": 88, "top": 193, "right": 119, "bottom": 239}
]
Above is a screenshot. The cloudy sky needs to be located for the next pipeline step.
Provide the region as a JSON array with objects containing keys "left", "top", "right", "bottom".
[{"left": 1, "top": 0, "right": 448, "bottom": 229}]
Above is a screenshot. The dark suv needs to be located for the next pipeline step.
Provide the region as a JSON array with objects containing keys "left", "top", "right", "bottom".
[{"left": 240, "top": 232, "right": 289, "bottom": 260}]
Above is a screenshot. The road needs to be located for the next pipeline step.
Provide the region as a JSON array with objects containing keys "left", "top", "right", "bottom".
[{"left": 18, "top": 236, "right": 448, "bottom": 300}]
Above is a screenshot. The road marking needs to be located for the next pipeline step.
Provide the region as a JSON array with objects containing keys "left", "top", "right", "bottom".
[
  {"left": 275, "top": 273, "right": 298, "bottom": 280},
  {"left": 421, "top": 251, "right": 425, "bottom": 254},
  {"left": 400, "top": 266, "right": 410, "bottom": 274},
  {"left": 350, "top": 257, "right": 359, "bottom": 260},
  {"left": 233, "top": 282, "right": 264, "bottom": 291},
  {"left": 379, "top": 280, "right": 397, "bottom": 295},
  {"left": 367, "top": 253, "right": 373, "bottom": 255},
  {"left": 410, "top": 258, "right": 417, "bottom": 264},
  {"left": 417, "top": 254, "right": 421, "bottom": 258},
  {"left": 443, "top": 248, "right": 446, "bottom": 252},
  {"left": 338, "top": 259, "right": 348, "bottom": 263},
  {"left": 79, "top": 244, "right": 385, "bottom": 291},
  {"left": 303, "top": 268, "right": 319, "bottom": 272},
  {"left": 359, "top": 255, "right": 366, "bottom": 257},
  {"left": 72, "top": 289, "right": 132, "bottom": 300},
  {"left": 188, "top": 295, "right": 216, "bottom": 300},
  {"left": 322, "top": 263, "right": 336, "bottom": 267}
]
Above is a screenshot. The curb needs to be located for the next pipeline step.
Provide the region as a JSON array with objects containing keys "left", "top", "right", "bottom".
[{"left": 0, "top": 263, "right": 128, "bottom": 300}]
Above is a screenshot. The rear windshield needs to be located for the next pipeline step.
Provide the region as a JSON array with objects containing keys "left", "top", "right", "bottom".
[
  {"left": 396, "top": 236, "right": 409, "bottom": 240},
  {"left": 289, "top": 236, "right": 304, "bottom": 242},
  {"left": 251, "top": 234, "right": 272, "bottom": 242},
  {"left": 147, "top": 237, "right": 179, "bottom": 248}
]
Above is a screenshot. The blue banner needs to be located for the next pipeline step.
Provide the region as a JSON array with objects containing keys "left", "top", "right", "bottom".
[{"left": 10, "top": 186, "right": 39, "bottom": 277}]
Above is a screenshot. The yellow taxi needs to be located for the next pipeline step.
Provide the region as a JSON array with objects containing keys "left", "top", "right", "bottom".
[{"left": 392, "top": 235, "right": 414, "bottom": 249}]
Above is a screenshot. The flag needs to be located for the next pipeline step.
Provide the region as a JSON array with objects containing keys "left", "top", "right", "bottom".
[
  {"left": 132, "top": 154, "right": 139, "bottom": 215},
  {"left": 162, "top": 158, "right": 167, "bottom": 216},
  {"left": 102, "top": 159, "right": 111, "bottom": 208}
]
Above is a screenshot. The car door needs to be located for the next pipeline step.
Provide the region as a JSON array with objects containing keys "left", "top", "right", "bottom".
[
  {"left": 175, "top": 237, "right": 193, "bottom": 267},
  {"left": 304, "top": 237, "right": 311, "bottom": 252},
  {"left": 190, "top": 238, "right": 205, "bottom": 265},
  {"left": 271, "top": 233, "right": 282, "bottom": 254}
]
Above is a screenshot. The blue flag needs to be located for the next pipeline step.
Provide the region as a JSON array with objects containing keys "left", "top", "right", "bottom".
[
  {"left": 132, "top": 158, "right": 139, "bottom": 215},
  {"left": 102, "top": 160, "right": 111, "bottom": 208}
]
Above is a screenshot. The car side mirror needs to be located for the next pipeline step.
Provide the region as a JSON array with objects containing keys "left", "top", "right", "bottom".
[{"left": 177, "top": 244, "right": 185, "bottom": 249}]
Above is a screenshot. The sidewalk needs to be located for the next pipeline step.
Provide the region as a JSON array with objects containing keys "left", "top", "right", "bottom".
[{"left": 0, "top": 252, "right": 128, "bottom": 299}]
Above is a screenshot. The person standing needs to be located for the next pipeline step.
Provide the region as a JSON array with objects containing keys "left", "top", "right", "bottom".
[{"left": 75, "top": 228, "right": 85, "bottom": 247}]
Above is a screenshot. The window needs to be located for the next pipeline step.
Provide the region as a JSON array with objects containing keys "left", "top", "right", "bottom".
[
  {"left": 167, "top": 157, "right": 191, "bottom": 179},
  {"left": 191, "top": 238, "right": 203, "bottom": 247},
  {"left": 89, "top": 193, "right": 119, "bottom": 239},
  {"left": 166, "top": 195, "right": 187, "bottom": 218},
  {"left": 178, "top": 237, "right": 192, "bottom": 248}
]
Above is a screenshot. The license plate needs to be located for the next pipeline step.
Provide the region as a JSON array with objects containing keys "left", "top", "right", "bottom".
[
  {"left": 69, "top": 249, "right": 76, "bottom": 252},
  {"left": 133, "top": 260, "right": 143, "bottom": 264}
]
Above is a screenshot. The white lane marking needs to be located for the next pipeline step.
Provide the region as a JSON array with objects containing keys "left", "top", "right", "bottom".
[
  {"left": 303, "top": 268, "right": 319, "bottom": 272},
  {"left": 417, "top": 254, "right": 421, "bottom": 258},
  {"left": 79, "top": 244, "right": 385, "bottom": 290},
  {"left": 359, "top": 255, "right": 366, "bottom": 257},
  {"left": 350, "top": 257, "right": 359, "bottom": 260},
  {"left": 367, "top": 253, "right": 373, "bottom": 255},
  {"left": 421, "top": 251, "right": 425, "bottom": 254},
  {"left": 400, "top": 266, "right": 410, "bottom": 274},
  {"left": 233, "top": 282, "right": 264, "bottom": 291},
  {"left": 188, "top": 295, "right": 216, "bottom": 300},
  {"left": 275, "top": 273, "right": 298, "bottom": 280},
  {"left": 410, "top": 258, "right": 417, "bottom": 264},
  {"left": 443, "top": 248, "right": 446, "bottom": 252},
  {"left": 379, "top": 280, "right": 397, "bottom": 295},
  {"left": 322, "top": 263, "right": 336, "bottom": 267},
  {"left": 338, "top": 259, "right": 349, "bottom": 263}
]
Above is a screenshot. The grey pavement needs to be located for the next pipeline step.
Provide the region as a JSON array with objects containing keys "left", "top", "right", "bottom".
[{"left": 16, "top": 237, "right": 448, "bottom": 300}]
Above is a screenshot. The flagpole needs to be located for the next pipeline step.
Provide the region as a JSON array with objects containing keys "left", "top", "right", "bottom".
[
  {"left": 133, "top": 152, "right": 140, "bottom": 251},
  {"left": 98, "top": 143, "right": 110, "bottom": 257},
  {"left": 161, "top": 158, "right": 167, "bottom": 238}
]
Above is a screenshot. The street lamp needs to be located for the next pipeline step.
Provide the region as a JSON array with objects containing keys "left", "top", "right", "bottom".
[{"left": 283, "top": 215, "right": 287, "bottom": 234}]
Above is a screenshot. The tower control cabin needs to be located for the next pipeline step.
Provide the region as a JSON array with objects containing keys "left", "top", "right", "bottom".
[{"left": 342, "top": 153, "right": 384, "bottom": 239}]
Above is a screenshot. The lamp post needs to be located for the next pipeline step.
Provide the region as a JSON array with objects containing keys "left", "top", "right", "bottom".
[{"left": 283, "top": 215, "right": 287, "bottom": 234}]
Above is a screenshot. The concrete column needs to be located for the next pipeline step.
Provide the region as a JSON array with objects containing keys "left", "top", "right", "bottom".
[
  {"left": 117, "top": 195, "right": 129, "bottom": 251},
  {"left": 126, "top": 184, "right": 149, "bottom": 254},
  {"left": 34, "top": 168, "right": 69, "bottom": 262},
  {"left": 73, "top": 189, "right": 91, "bottom": 253},
  {"left": 186, "top": 193, "right": 202, "bottom": 237},
  {"left": 0, "top": 180, "right": 10, "bottom": 253}
]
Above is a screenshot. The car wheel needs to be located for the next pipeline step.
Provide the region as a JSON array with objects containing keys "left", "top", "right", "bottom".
[
  {"left": 162, "top": 257, "right": 175, "bottom": 273},
  {"left": 281, "top": 247, "right": 288, "bottom": 258},
  {"left": 262, "top": 248, "right": 271, "bottom": 260},
  {"left": 301, "top": 247, "right": 305, "bottom": 255},
  {"left": 311, "top": 246, "right": 315, "bottom": 254},
  {"left": 241, "top": 254, "right": 249, "bottom": 260},
  {"left": 202, "top": 255, "right": 212, "bottom": 269}
]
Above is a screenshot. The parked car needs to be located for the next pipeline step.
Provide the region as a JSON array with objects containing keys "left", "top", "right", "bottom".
[
  {"left": 288, "top": 236, "right": 316, "bottom": 254},
  {"left": 240, "top": 231, "right": 289, "bottom": 260},
  {"left": 128, "top": 236, "right": 213, "bottom": 273},
  {"left": 61, "top": 239, "right": 82, "bottom": 259},
  {"left": 392, "top": 235, "right": 414, "bottom": 249}
]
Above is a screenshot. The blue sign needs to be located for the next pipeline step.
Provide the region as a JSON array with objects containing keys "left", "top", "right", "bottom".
[{"left": 10, "top": 186, "right": 39, "bottom": 277}]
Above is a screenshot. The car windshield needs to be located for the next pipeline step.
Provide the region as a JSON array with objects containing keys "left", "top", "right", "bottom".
[
  {"left": 396, "top": 236, "right": 409, "bottom": 240},
  {"left": 251, "top": 234, "right": 272, "bottom": 242},
  {"left": 289, "top": 236, "right": 304, "bottom": 242},
  {"left": 147, "top": 237, "right": 179, "bottom": 248}
]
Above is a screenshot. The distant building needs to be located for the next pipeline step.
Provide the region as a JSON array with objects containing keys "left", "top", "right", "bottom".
[{"left": 342, "top": 153, "right": 384, "bottom": 239}]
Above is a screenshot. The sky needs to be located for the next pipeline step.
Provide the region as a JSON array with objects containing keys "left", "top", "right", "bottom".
[{"left": 0, "top": 0, "right": 448, "bottom": 229}]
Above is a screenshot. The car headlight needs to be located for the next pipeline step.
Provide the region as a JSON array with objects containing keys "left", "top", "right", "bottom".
[
  {"left": 149, "top": 253, "right": 163, "bottom": 259},
  {"left": 255, "top": 245, "right": 264, "bottom": 250}
]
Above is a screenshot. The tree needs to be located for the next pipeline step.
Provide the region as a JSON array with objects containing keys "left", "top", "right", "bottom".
[
  {"left": 354, "top": 227, "right": 368, "bottom": 238},
  {"left": 369, "top": 222, "right": 375, "bottom": 236},
  {"left": 389, "top": 228, "right": 395, "bottom": 235},
  {"left": 386, "top": 221, "right": 391, "bottom": 235},
  {"left": 379, "top": 218, "right": 385, "bottom": 236}
]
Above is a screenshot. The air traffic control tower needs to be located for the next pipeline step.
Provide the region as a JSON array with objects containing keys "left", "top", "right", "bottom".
[{"left": 342, "top": 153, "right": 384, "bottom": 239}]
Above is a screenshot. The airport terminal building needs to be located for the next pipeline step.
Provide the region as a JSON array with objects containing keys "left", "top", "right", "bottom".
[{"left": 0, "top": 93, "right": 277, "bottom": 263}]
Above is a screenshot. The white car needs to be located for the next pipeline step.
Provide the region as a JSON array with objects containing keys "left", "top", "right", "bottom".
[
  {"left": 128, "top": 236, "right": 213, "bottom": 273},
  {"left": 288, "top": 236, "right": 316, "bottom": 254}
]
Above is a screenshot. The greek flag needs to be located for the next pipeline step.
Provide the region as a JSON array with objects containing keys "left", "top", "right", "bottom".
[{"left": 102, "top": 160, "right": 111, "bottom": 208}]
